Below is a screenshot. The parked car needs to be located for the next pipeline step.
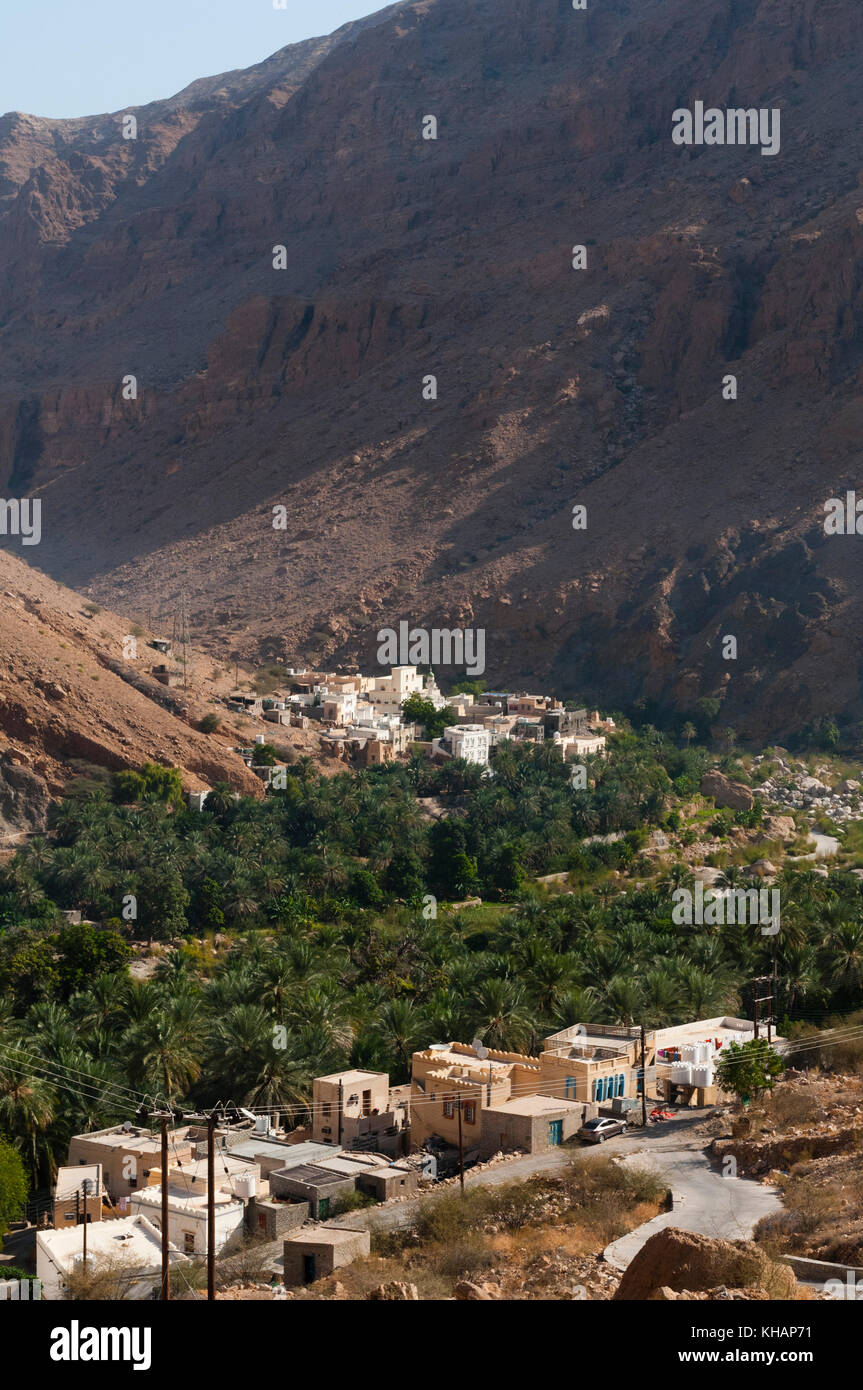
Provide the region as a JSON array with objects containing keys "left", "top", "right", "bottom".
[{"left": 578, "top": 1116, "right": 627, "bottom": 1144}]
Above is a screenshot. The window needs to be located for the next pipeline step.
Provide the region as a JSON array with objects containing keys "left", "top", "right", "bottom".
[
  {"left": 593, "top": 1078, "right": 603, "bottom": 1102},
  {"left": 362, "top": 1090, "right": 372, "bottom": 1117},
  {"left": 464, "top": 1103, "right": 476, "bottom": 1125},
  {"left": 617, "top": 1074, "right": 625, "bottom": 1098},
  {"left": 443, "top": 1100, "right": 453, "bottom": 1118},
  {"left": 64, "top": 1211, "right": 75, "bottom": 1222},
  {"left": 565, "top": 1076, "right": 576, "bottom": 1100},
  {"left": 183, "top": 1232, "right": 195, "bottom": 1255}
]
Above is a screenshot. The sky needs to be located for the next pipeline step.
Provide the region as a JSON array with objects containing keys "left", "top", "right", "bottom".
[{"left": 0, "top": 0, "right": 384, "bottom": 119}]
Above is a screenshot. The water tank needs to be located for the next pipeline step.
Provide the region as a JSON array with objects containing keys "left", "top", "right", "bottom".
[
  {"left": 671, "top": 1063, "right": 692, "bottom": 1084},
  {"left": 691, "top": 1065, "right": 713, "bottom": 1088},
  {"left": 694, "top": 1042, "right": 711, "bottom": 1064},
  {"left": 681, "top": 1045, "right": 696, "bottom": 1064},
  {"left": 255, "top": 734, "right": 265, "bottom": 745},
  {"left": 254, "top": 1115, "right": 270, "bottom": 1135},
  {"left": 233, "top": 1174, "right": 257, "bottom": 1201}
]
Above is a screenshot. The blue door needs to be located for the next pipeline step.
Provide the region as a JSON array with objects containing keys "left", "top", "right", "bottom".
[{"left": 548, "top": 1120, "right": 563, "bottom": 1146}]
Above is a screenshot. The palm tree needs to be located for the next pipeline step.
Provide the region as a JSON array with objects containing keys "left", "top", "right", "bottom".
[
  {"left": 0, "top": 1052, "right": 56, "bottom": 1183},
  {"left": 823, "top": 921, "right": 863, "bottom": 994},
  {"left": 373, "top": 998, "right": 428, "bottom": 1080},
  {"left": 641, "top": 969, "right": 682, "bottom": 1027},
  {"left": 468, "top": 978, "right": 532, "bottom": 1054},
  {"left": 123, "top": 1014, "right": 202, "bottom": 1104}
]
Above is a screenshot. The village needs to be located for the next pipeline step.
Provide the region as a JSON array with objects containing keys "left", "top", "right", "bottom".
[
  {"left": 2, "top": 1013, "right": 781, "bottom": 1299},
  {"left": 190, "top": 657, "right": 612, "bottom": 798}
]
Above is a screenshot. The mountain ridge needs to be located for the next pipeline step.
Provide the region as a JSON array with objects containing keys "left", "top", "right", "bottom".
[{"left": 2, "top": 0, "right": 863, "bottom": 738}]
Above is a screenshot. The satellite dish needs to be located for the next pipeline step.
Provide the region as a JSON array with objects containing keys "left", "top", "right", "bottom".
[
  {"left": 121, "top": 1121, "right": 133, "bottom": 1132},
  {"left": 472, "top": 1038, "right": 489, "bottom": 1060}
]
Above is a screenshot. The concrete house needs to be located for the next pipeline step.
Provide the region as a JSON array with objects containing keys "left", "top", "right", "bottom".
[
  {"left": 282, "top": 1225, "right": 370, "bottom": 1287},
  {"left": 311, "top": 1069, "right": 408, "bottom": 1152},
  {"left": 52, "top": 1165, "right": 104, "bottom": 1229},
  {"left": 444, "top": 725, "right": 490, "bottom": 765},
  {"left": 36, "top": 1215, "right": 184, "bottom": 1301},
  {"left": 269, "top": 1163, "right": 357, "bottom": 1220},
  {"left": 67, "top": 1125, "right": 195, "bottom": 1204},
  {"left": 411, "top": 1031, "right": 644, "bottom": 1161},
  {"left": 129, "top": 1184, "right": 246, "bottom": 1258}
]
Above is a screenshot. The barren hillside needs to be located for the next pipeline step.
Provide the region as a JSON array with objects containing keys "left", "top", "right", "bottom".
[
  {"left": 2, "top": 0, "right": 863, "bottom": 736},
  {"left": 0, "top": 550, "right": 263, "bottom": 841}
]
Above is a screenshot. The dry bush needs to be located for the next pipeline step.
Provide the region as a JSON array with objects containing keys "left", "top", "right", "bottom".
[
  {"left": 764, "top": 1090, "right": 818, "bottom": 1127},
  {"left": 63, "top": 1252, "right": 142, "bottom": 1301}
]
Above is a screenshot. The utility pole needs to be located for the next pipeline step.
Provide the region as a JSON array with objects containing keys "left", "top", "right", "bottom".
[
  {"left": 752, "top": 974, "right": 776, "bottom": 1043},
  {"left": 456, "top": 1095, "right": 465, "bottom": 1195},
  {"left": 207, "top": 1110, "right": 218, "bottom": 1302},
  {"left": 640, "top": 1025, "right": 648, "bottom": 1127},
  {"left": 80, "top": 1178, "right": 94, "bottom": 1270},
  {"left": 338, "top": 1079, "right": 343, "bottom": 1148},
  {"left": 160, "top": 1113, "right": 170, "bottom": 1302}
]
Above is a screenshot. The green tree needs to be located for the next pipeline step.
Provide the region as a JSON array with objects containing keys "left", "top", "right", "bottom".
[
  {"left": 55, "top": 924, "right": 130, "bottom": 996},
  {"left": 400, "top": 694, "right": 455, "bottom": 740},
  {"left": 715, "top": 1039, "right": 783, "bottom": 1104},
  {"left": 0, "top": 1138, "right": 28, "bottom": 1237}
]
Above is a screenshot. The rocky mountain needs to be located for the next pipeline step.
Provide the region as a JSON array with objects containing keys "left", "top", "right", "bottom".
[
  {"left": 2, "top": 0, "right": 863, "bottom": 738},
  {"left": 0, "top": 549, "right": 262, "bottom": 842}
]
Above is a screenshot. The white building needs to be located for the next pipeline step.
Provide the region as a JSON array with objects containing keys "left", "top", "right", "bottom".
[
  {"left": 36, "top": 1215, "right": 184, "bottom": 1300},
  {"left": 445, "top": 725, "right": 490, "bottom": 766},
  {"left": 569, "top": 733, "right": 607, "bottom": 757},
  {"left": 364, "top": 666, "right": 425, "bottom": 716},
  {"left": 130, "top": 1184, "right": 247, "bottom": 1258}
]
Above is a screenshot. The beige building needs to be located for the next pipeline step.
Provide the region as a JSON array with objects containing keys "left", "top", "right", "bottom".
[
  {"left": 411, "top": 1044, "right": 543, "bottom": 1151},
  {"left": 52, "top": 1164, "right": 104, "bottom": 1229},
  {"left": 283, "top": 1225, "right": 370, "bottom": 1287},
  {"left": 312, "top": 1069, "right": 408, "bottom": 1150},
  {"left": 411, "top": 1027, "right": 646, "bottom": 1156},
  {"left": 67, "top": 1125, "right": 195, "bottom": 1203}
]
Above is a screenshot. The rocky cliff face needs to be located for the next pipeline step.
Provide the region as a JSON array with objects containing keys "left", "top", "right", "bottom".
[{"left": 2, "top": 0, "right": 863, "bottom": 737}]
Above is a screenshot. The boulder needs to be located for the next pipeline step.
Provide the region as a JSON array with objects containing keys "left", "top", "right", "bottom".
[
  {"left": 368, "top": 1281, "right": 419, "bottom": 1301},
  {"left": 454, "top": 1280, "right": 495, "bottom": 1301},
  {"left": 700, "top": 772, "right": 754, "bottom": 812},
  {"left": 613, "top": 1228, "right": 798, "bottom": 1301},
  {"left": 763, "top": 815, "right": 796, "bottom": 839}
]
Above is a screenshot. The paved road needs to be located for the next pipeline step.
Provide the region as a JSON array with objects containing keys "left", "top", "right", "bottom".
[
  {"left": 346, "top": 1111, "right": 734, "bottom": 1235},
  {"left": 603, "top": 1139, "right": 782, "bottom": 1270}
]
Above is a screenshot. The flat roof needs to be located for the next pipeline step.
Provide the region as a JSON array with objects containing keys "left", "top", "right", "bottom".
[
  {"left": 72, "top": 1126, "right": 190, "bottom": 1151},
  {"left": 316, "top": 1069, "right": 387, "bottom": 1086},
  {"left": 55, "top": 1164, "right": 101, "bottom": 1200},
  {"left": 488, "top": 1096, "right": 584, "bottom": 1117},
  {"left": 229, "top": 1139, "right": 335, "bottom": 1165},
  {"left": 132, "top": 1186, "right": 241, "bottom": 1214},
  {"left": 275, "top": 1163, "right": 352, "bottom": 1186},
  {"left": 167, "top": 1155, "right": 257, "bottom": 1184},
  {"left": 284, "top": 1225, "right": 365, "bottom": 1247},
  {"left": 38, "top": 1215, "right": 180, "bottom": 1266}
]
